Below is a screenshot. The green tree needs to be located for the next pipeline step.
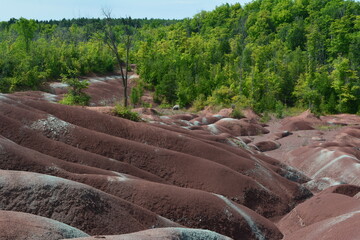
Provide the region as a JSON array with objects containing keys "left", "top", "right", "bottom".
[
  {"left": 14, "top": 18, "right": 37, "bottom": 52},
  {"left": 330, "top": 57, "right": 360, "bottom": 113}
]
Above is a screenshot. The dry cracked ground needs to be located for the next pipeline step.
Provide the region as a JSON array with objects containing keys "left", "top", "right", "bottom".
[{"left": 0, "top": 76, "right": 359, "bottom": 240}]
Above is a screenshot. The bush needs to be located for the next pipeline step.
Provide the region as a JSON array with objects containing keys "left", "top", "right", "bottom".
[
  {"left": 260, "top": 112, "right": 271, "bottom": 123},
  {"left": 230, "top": 108, "right": 244, "bottom": 119},
  {"left": 113, "top": 104, "right": 141, "bottom": 122},
  {"left": 60, "top": 93, "right": 90, "bottom": 106},
  {"left": 59, "top": 74, "right": 90, "bottom": 106},
  {"left": 192, "top": 94, "right": 206, "bottom": 111},
  {"left": 275, "top": 101, "right": 284, "bottom": 118},
  {"left": 206, "top": 86, "right": 235, "bottom": 106},
  {"left": 158, "top": 103, "right": 172, "bottom": 109}
]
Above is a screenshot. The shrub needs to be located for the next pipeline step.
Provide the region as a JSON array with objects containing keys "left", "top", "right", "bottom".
[
  {"left": 260, "top": 112, "right": 271, "bottom": 123},
  {"left": 60, "top": 93, "right": 90, "bottom": 106},
  {"left": 141, "top": 102, "right": 152, "bottom": 108},
  {"left": 59, "top": 74, "right": 90, "bottom": 106},
  {"left": 192, "top": 94, "right": 206, "bottom": 111},
  {"left": 158, "top": 103, "right": 172, "bottom": 109},
  {"left": 113, "top": 104, "right": 141, "bottom": 122},
  {"left": 206, "top": 86, "right": 235, "bottom": 106},
  {"left": 275, "top": 101, "right": 284, "bottom": 118},
  {"left": 230, "top": 108, "right": 244, "bottom": 119},
  {"left": 130, "top": 87, "right": 141, "bottom": 106}
]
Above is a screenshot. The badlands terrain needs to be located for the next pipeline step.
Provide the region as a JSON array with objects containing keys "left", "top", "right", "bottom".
[{"left": 0, "top": 74, "right": 359, "bottom": 240}]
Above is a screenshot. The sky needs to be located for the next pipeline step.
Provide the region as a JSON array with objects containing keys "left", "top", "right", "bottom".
[{"left": 0, "top": 0, "right": 252, "bottom": 21}]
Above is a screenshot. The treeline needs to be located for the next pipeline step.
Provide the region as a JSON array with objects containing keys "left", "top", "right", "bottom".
[
  {"left": 1, "top": 0, "right": 360, "bottom": 114},
  {"left": 135, "top": 0, "right": 360, "bottom": 114},
  {"left": 0, "top": 17, "right": 178, "bottom": 92}
]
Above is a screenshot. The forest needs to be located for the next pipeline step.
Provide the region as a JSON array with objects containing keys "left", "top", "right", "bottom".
[{"left": 0, "top": 0, "right": 360, "bottom": 114}]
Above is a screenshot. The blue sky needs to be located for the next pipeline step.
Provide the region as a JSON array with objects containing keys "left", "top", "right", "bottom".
[{"left": 0, "top": 0, "right": 252, "bottom": 21}]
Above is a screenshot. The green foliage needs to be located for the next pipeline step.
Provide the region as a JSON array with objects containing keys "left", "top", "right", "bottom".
[
  {"left": 192, "top": 94, "right": 207, "bottom": 111},
  {"left": 113, "top": 104, "right": 141, "bottom": 122},
  {"left": 206, "top": 86, "right": 236, "bottom": 106},
  {"left": 60, "top": 93, "right": 90, "bottom": 106},
  {"left": 1, "top": 1, "right": 360, "bottom": 115},
  {"left": 260, "top": 112, "right": 271, "bottom": 123},
  {"left": 130, "top": 87, "right": 141, "bottom": 106},
  {"left": 14, "top": 18, "right": 37, "bottom": 52},
  {"left": 134, "top": 0, "right": 360, "bottom": 114},
  {"left": 158, "top": 103, "right": 172, "bottom": 109},
  {"left": 275, "top": 101, "right": 285, "bottom": 119},
  {"left": 59, "top": 73, "right": 90, "bottom": 106},
  {"left": 230, "top": 107, "right": 244, "bottom": 119},
  {"left": 1, "top": 16, "right": 173, "bottom": 93}
]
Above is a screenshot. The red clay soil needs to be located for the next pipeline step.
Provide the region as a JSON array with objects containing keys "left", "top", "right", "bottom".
[
  {"left": 278, "top": 191, "right": 360, "bottom": 240},
  {"left": 284, "top": 129, "right": 360, "bottom": 186},
  {"left": 66, "top": 228, "right": 232, "bottom": 240},
  {"left": 254, "top": 140, "right": 281, "bottom": 152},
  {"left": 48, "top": 74, "right": 137, "bottom": 106},
  {"left": 0, "top": 210, "right": 89, "bottom": 240},
  {"left": 320, "top": 114, "right": 360, "bottom": 126},
  {"left": 0, "top": 93, "right": 318, "bottom": 240},
  {"left": 0, "top": 170, "right": 179, "bottom": 235},
  {"left": 215, "top": 118, "right": 270, "bottom": 136},
  {"left": 68, "top": 174, "right": 283, "bottom": 239},
  {"left": 283, "top": 212, "right": 360, "bottom": 240},
  {"left": 2, "top": 91, "right": 360, "bottom": 239},
  {"left": 278, "top": 191, "right": 360, "bottom": 236},
  {"left": 320, "top": 184, "right": 360, "bottom": 197},
  {"left": 280, "top": 110, "right": 323, "bottom": 131},
  {"left": 3, "top": 96, "right": 311, "bottom": 216},
  {"left": 235, "top": 111, "right": 360, "bottom": 240}
]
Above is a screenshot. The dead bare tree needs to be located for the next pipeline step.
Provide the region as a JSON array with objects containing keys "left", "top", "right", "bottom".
[{"left": 102, "top": 9, "right": 132, "bottom": 107}]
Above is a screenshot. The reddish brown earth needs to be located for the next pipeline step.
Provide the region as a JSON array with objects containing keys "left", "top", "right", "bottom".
[
  {"left": 66, "top": 228, "right": 232, "bottom": 240},
  {"left": 134, "top": 107, "right": 360, "bottom": 239},
  {"left": 0, "top": 78, "right": 359, "bottom": 240},
  {"left": 0, "top": 210, "right": 89, "bottom": 240}
]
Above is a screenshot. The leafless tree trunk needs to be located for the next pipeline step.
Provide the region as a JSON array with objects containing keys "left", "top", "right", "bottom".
[{"left": 102, "top": 9, "right": 131, "bottom": 107}]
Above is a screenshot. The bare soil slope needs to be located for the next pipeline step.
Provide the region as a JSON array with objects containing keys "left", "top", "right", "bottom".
[
  {"left": 0, "top": 93, "right": 318, "bottom": 240},
  {"left": 1, "top": 89, "right": 359, "bottom": 240}
]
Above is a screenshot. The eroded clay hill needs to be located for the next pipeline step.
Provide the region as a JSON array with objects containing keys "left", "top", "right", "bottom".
[{"left": 0, "top": 89, "right": 359, "bottom": 240}]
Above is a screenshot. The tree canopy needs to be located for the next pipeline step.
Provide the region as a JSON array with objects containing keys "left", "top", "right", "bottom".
[
  {"left": 0, "top": 0, "right": 359, "bottom": 114},
  {"left": 135, "top": 0, "right": 360, "bottom": 114}
]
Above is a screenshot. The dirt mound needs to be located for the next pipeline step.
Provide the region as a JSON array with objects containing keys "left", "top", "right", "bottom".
[
  {"left": 215, "top": 118, "right": 269, "bottom": 136},
  {"left": 320, "top": 114, "right": 360, "bottom": 126},
  {"left": 285, "top": 126, "right": 360, "bottom": 187},
  {"left": 1, "top": 95, "right": 311, "bottom": 216},
  {"left": 272, "top": 131, "right": 292, "bottom": 140},
  {"left": 85, "top": 106, "right": 115, "bottom": 115},
  {"left": 242, "top": 109, "right": 261, "bottom": 121},
  {"left": 71, "top": 174, "right": 283, "bottom": 239},
  {"left": 278, "top": 192, "right": 360, "bottom": 239},
  {"left": 0, "top": 170, "right": 179, "bottom": 235},
  {"left": 132, "top": 107, "right": 159, "bottom": 116},
  {"left": 11, "top": 91, "right": 60, "bottom": 103},
  {"left": 281, "top": 110, "right": 323, "bottom": 131},
  {"left": 302, "top": 178, "right": 343, "bottom": 193},
  {"left": 190, "top": 115, "right": 222, "bottom": 125},
  {"left": 320, "top": 184, "right": 360, "bottom": 197},
  {"left": 0, "top": 93, "right": 319, "bottom": 239},
  {"left": 216, "top": 108, "right": 233, "bottom": 118},
  {"left": 254, "top": 140, "right": 281, "bottom": 152},
  {"left": 170, "top": 113, "right": 198, "bottom": 121},
  {"left": 0, "top": 210, "right": 89, "bottom": 240},
  {"left": 67, "top": 228, "right": 232, "bottom": 240},
  {"left": 281, "top": 120, "right": 315, "bottom": 131},
  {"left": 283, "top": 211, "right": 360, "bottom": 240}
]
